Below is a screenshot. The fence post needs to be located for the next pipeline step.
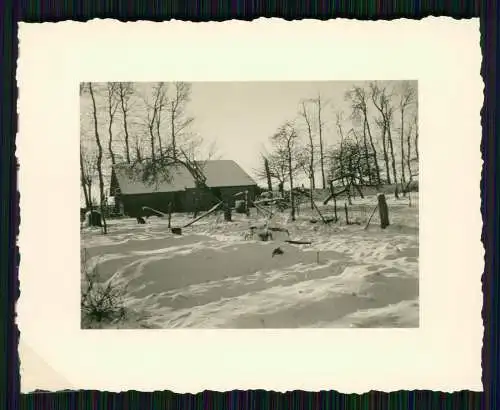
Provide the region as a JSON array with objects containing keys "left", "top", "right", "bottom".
[
  {"left": 223, "top": 201, "right": 232, "bottom": 221},
  {"left": 331, "top": 183, "right": 338, "bottom": 222},
  {"left": 377, "top": 193, "right": 390, "bottom": 229},
  {"left": 167, "top": 202, "right": 172, "bottom": 228},
  {"left": 344, "top": 203, "right": 350, "bottom": 225}
]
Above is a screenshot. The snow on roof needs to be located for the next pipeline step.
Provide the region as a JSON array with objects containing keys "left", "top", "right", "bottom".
[{"left": 113, "top": 160, "right": 257, "bottom": 195}]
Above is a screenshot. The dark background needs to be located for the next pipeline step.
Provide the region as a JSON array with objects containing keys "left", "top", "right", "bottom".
[{"left": 1, "top": 1, "right": 496, "bottom": 409}]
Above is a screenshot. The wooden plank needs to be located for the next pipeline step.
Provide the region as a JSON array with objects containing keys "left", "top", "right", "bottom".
[{"left": 183, "top": 201, "right": 223, "bottom": 228}]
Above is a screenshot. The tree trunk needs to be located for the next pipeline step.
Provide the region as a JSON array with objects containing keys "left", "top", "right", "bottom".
[
  {"left": 302, "top": 102, "right": 316, "bottom": 190},
  {"left": 364, "top": 116, "right": 381, "bottom": 185},
  {"left": 156, "top": 113, "right": 163, "bottom": 159},
  {"left": 414, "top": 116, "right": 419, "bottom": 162},
  {"left": 371, "top": 89, "right": 390, "bottom": 185},
  {"left": 387, "top": 126, "right": 398, "bottom": 187},
  {"left": 406, "top": 125, "right": 413, "bottom": 183},
  {"left": 317, "top": 96, "right": 326, "bottom": 189},
  {"left": 149, "top": 120, "right": 156, "bottom": 162},
  {"left": 330, "top": 182, "right": 338, "bottom": 222},
  {"left": 362, "top": 120, "right": 372, "bottom": 184},
  {"left": 171, "top": 101, "right": 177, "bottom": 161},
  {"left": 88, "top": 83, "right": 107, "bottom": 234},
  {"left": 400, "top": 106, "right": 406, "bottom": 187},
  {"left": 107, "top": 83, "right": 118, "bottom": 166},
  {"left": 344, "top": 203, "right": 349, "bottom": 225},
  {"left": 108, "top": 116, "right": 116, "bottom": 166},
  {"left": 87, "top": 181, "right": 92, "bottom": 208},
  {"left": 80, "top": 147, "right": 91, "bottom": 209},
  {"left": 381, "top": 126, "right": 391, "bottom": 184},
  {"left": 287, "top": 149, "right": 296, "bottom": 221},
  {"left": 337, "top": 116, "right": 348, "bottom": 189},
  {"left": 119, "top": 84, "right": 131, "bottom": 163},
  {"left": 264, "top": 157, "right": 273, "bottom": 191},
  {"left": 310, "top": 177, "right": 314, "bottom": 210}
]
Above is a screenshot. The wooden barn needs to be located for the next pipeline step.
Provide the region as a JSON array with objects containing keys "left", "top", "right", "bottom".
[{"left": 109, "top": 160, "right": 258, "bottom": 217}]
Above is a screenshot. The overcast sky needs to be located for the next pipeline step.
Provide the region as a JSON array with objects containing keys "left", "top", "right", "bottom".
[{"left": 185, "top": 81, "right": 360, "bottom": 176}]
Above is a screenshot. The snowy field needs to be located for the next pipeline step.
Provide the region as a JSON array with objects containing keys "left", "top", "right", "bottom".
[{"left": 81, "top": 193, "right": 419, "bottom": 329}]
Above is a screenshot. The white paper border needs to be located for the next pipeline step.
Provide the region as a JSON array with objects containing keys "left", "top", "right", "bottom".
[{"left": 17, "top": 17, "right": 483, "bottom": 393}]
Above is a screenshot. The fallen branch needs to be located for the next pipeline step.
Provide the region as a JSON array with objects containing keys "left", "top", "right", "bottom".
[
  {"left": 285, "top": 239, "right": 312, "bottom": 245},
  {"left": 183, "top": 201, "right": 223, "bottom": 228}
]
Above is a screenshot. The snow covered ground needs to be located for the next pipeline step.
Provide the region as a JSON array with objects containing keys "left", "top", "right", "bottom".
[{"left": 81, "top": 193, "right": 419, "bottom": 328}]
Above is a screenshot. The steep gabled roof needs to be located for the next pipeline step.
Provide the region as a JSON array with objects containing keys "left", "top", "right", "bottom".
[{"left": 112, "top": 160, "right": 257, "bottom": 195}]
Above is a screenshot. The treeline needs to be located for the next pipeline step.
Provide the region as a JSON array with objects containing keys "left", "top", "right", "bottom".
[
  {"left": 80, "top": 82, "right": 219, "bottom": 230},
  {"left": 256, "top": 81, "right": 419, "bottom": 220}
]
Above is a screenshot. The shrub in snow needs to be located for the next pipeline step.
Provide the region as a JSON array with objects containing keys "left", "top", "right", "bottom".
[{"left": 81, "top": 249, "right": 127, "bottom": 327}]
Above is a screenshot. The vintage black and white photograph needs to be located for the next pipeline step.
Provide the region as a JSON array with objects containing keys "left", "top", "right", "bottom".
[{"left": 80, "top": 80, "right": 419, "bottom": 329}]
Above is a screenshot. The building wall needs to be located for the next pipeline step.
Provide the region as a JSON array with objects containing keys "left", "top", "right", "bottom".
[
  {"left": 120, "top": 192, "right": 186, "bottom": 217},
  {"left": 119, "top": 185, "right": 257, "bottom": 216}
]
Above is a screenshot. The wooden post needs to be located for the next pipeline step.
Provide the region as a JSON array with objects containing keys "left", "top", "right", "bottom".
[
  {"left": 167, "top": 202, "right": 172, "bottom": 228},
  {"left": 245, "top": 190, "right": 250, "bottom": 216},
  {"left": 223, "top": 201, "right": 232, "bottom": 221},
  {"left": 377, "top": 193, "right": 390, "bottom": 229},
  {"left": 183, "top": 201, "right": 223, "bottom": 228},
  {"left": 344, "top": 203, "right": 349, "bottom": 225}
]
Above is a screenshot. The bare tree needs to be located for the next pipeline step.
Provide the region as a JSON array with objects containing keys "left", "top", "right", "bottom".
[
  {"left": 385, "top": 100, "right": 398, "bottom": 188},
  {"left": 405, "top": 121, "right": 415, "bottom": 182},
  {"left": 206, "top": 139, "right": 222, "bottom": 160},
  {"left": 80, "top": 144, "right": 97, "bottom": 209},
  {"left": 134, "top": 134, "right": 143, "bottom": 162},
  {"left": 80, "top": 144, "right": 91, "bottom": 209},
  {"left": 298, "top": 101, "right": 318, "bottom": 209},
  {"left": 346, "top": 86, "right": 381, "bottom": 185},
  {"left": 299, "top": 100, "right": 316, "bottom": 191},
  {"left": 370, "top": 82, "right": 397, "bottom": 185},
  {"left": 105, "top": 83, "right": 120, "bottom": 166},
  {"left": 79, "top": 83, "right": 91, "bottom": 209},
  {"left": 87, "top": 82, "right": 108, "bottom": 234},
  {"left": 398, "top": 81, "right": 416, "bottom": 190},
  {"left": 327, "top": 136, "right": 376, "bottom": 199},
  {"left": 335, "top": 112, "right": 352, "bottom": 204},
  {"left": 413, "top": 111, "right": 419, "bottom": 162},
  {"left": 270, "top": 122, "right": 302, "bottom": 221},
  {"left": 143, "top": 82, "right": 167, "bottom": 162},
  {"left": 316, "top": 93, "right": 327, "bottom": 189},
  {"left": 117, "top": 82, "right": 134, "bottom": 163},
  {"left": 263, "top": 156, "right": 273, "bottom": 191},
  {"left": 254, "top": 150, "right": 288, "bottom": 195},
  {"left": 167, "top": 82, "right": 194, "bottom": 161},
  {"left": 128, "top": 83, "right": 234, "bottom": 221}
]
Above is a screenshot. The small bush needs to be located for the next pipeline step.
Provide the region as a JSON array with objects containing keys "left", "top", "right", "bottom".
[{"left": 81, "top": 249, "right": 127, "bottom": 328}]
